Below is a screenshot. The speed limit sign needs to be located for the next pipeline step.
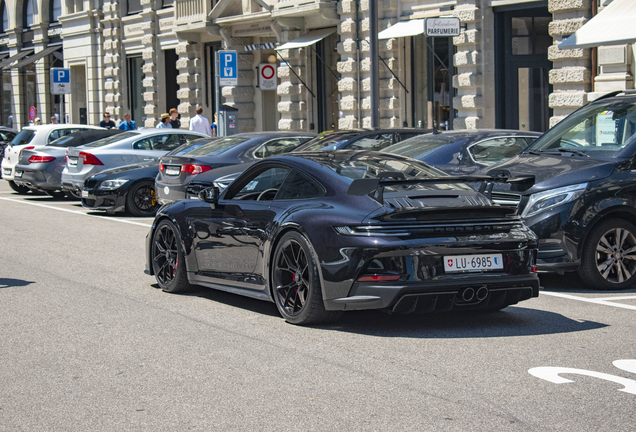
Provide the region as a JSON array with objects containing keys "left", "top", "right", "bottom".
[{"left": 258, "top": 64, "right": 277, "bottom": 90}]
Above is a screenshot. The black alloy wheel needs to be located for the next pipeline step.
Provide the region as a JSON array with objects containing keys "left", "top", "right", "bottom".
[
  {"left": 8, "top": 180, "right": 29, "bottom": 194},
  {"left": 272, "top": 231, "right": 341, "bottom": 325},
  {"left": 151, "top": 220, "right": 190, "bottom": 293},
  {"left": 579, "top": 218, "right": 636, "bottom": 290},
  {"left": 127, "top": 181, "right": 159, "bottom": 217}
]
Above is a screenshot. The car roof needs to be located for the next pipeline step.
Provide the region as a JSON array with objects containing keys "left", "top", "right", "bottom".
[
  {"left": 232, "top": 131, "right": 317, "bottom": 138},
  {"left": 427, "top": 129, "right": 542, "bottom": 137},
  {"left": 264, "top": 150, "right": 425, "bottom": 173},
  {"left": 21, "top": 124, "right": 105, "bottom": 132}
]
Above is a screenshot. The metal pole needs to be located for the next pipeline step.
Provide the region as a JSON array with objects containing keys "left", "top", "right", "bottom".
[
  {"left": 369, "top": 0, "right": 380, "bottom": 128},
  {"left": 214, "top": 50, "right": 224, "bottom": 137}
]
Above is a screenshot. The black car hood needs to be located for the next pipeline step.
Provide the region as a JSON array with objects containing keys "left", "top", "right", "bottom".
[
  {"left": 91, "top": 163, "right": 159, "bottom": 180},
  {"left": 483, "top": 154, "right": 617, "bottom": 193}
]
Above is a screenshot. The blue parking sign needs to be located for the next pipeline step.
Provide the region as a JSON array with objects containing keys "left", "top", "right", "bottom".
[
  {"left": 50, "top": 68, "right": 71, "bottom": 94},
  {"left": 218, "top": 50, "right": 238, "bottom": 86}
]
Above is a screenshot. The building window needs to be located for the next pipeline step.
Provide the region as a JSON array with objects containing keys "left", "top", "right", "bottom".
[
  {"left": 162, "top": 0, "right": 174, "bottom": 7},
  {"left": 0, "top": 1, "right": 8, "bottom": 33},
  {"left": 127, "top": 0, "right": 142, "bottom": 14},
  {"left": 24, "top": 0, "right": 34, "bottom": 28},
  {"left": 51, "top": 0, "right": 62, "bottom": 22}
]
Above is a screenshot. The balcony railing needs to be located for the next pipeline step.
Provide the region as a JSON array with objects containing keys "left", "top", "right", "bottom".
[{"left": 175, "top": 0, "right": 214, "bottom": 26}]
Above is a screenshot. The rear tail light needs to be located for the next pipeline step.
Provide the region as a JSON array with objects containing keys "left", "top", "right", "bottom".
[
  {"left": 531, "top": 266, "right": 538, "bottom": 273},
  {"left": 78, "top": 151, "right": 104, "bottom": 165},
  {"left": 181, "top": 164, "right": 212, "bottom": 175},
  {"left": 19, "top": 146, "right": 36, "bottom": 159},
  {"left": 28, "top": 155, "right": 56, "bottom": 163},
  {"left": 356, "top": 274, "right": 401, "bottom": 282},
  {"left": 159, "top": 162, "right": 165, "bottom": 171},
  {"left": 65, "top": 149, "right": 68, "bottom": 163}
]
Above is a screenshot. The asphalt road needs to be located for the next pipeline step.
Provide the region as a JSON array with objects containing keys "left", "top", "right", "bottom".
[{"left": 1, "top": 181, "right": 635, "bottom": 431}]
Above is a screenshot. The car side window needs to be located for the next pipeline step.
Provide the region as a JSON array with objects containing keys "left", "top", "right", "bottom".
[
  {"left": 347, "top": 133, "right": 394, "bottom": 151},
  {"left": 48, "top": 130, "right": 62, "bottom": 142},
  {"left": 276, "top": 170, "right": 323, "bottom": 200},
  {"left": 133, "top": 138, "right": 152, "bottom": 150},
  {"left": 469, "top": 137, "right": 528, "bottom": 165},
  {"left": 254, "top": 138, "right": 303, "bottom": 159},
  {"left": 181, "top": 134, "right": 203, "bottom": 144},
  {"left": 227, "top": 167, "right": 290, "bottom": 201},
  {"left": 398, "top": 132, "right": 422, "bottom": 141},
  {"left": 154, "top": 134, "right": 182, "bottom": 151}
]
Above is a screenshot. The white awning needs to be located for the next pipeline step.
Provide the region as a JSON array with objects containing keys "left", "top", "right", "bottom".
[
  {"left": 560, "top": 0, "right": 636, "bottom": 49},
  {"left": 275, "top": 28, "right": 336, "bottom": 50},
  {"left": 378, "top": 20, "right": 425, "bottom": 40}
]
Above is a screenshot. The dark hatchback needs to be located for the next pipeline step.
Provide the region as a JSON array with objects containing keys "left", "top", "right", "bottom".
[
  {"left": 482, "top": 92, "right": 636, "bottom": 290},
  {"left": 156, "top": 132, "right": 315, "bottom": 205},
  {"left": 294, "top": 128, "right": 431, "bottom": 152},
  {"left": 383, "top": 129, "right": 541, "bottom": 175},
  {"left": 145, "top": 151, "right": 539, "bottom": 325}
]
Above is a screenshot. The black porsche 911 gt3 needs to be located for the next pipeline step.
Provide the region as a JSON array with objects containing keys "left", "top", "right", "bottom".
[{"left": 145, "top": 151, "right": 539, "bottom": 325}]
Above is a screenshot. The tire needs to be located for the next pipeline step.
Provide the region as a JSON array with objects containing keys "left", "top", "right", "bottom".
[
  {"left": 126, "top": 181, "right": 159, "bottom": 217},
  {"left": 8, "top": 180, "right": 29, "bottom": 194},
  {"left": 151, "top": 219, "right": 191, "bottom": 294},
  {"left": 271, "top": 231, "right": 342, "bottom": 325},
  {"left": 578, "top": 218, "right": 636, "bottom": 290}
]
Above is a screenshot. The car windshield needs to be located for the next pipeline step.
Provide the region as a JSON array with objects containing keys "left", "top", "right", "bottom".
[
  {"left": 296, "top": 132, "right": 360, "bottom": 151},
  {"left": 383, "top": 135, "right": 467, "bottom": 163},
  {"left": 83, "top": 132, "right": 138, "bottom": 148},
  {"left": 167, "top": 138, "right": 215, "bottom": 156},
  {"left": 529, "top": 100, "right": 636, "bottom": 155},
  {"left": 185, "top": 137, "right": 248, "bottom": 156},
  {"left": 11, "top": 129, "right": 36, "bottom": 145}
]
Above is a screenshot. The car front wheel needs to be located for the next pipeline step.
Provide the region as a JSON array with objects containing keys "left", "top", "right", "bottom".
[
  {"left": 579, "top": 218, "right": 636, "bottom": 290},
  {"left": 127, "top": 181, "right": 158, "bottom": 217},
  {"left": 151, "top": 219, "right": 191, "bottom": 293}
]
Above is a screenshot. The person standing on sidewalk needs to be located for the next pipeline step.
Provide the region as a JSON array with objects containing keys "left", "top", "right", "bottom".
[
  {"left": 169, "top": 108, "right": 180, "bottom": 129},
  {"left": 118, "top": 114, "right": 137, "bottom": 130},
  {"left": 189, "top": 106, "right": 211, "bottom": 137},
  {"left": 157, "top": 113, "right": 172, "bottom": 128},
  {"left": 100, "top": 112, "right": 116, "bottom": 129}
]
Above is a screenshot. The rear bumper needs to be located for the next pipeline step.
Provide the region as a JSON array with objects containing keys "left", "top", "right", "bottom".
[
  {"left": 13, "top": 165, "right": 62, "bottom": 191},
  {"left": 155, "top": 179, "right": 189, "bottom": 205}
]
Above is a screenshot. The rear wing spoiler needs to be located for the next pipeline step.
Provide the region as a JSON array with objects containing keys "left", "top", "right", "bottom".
[{"left": 347, "top": 171, "right": 535, "bottom": 201}]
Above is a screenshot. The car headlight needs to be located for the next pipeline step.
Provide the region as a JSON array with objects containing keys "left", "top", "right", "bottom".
[
  {"left": 98, "top": 179, "right": 129, "bottom": 190},
  {"left": 521, "top": 183, "right": 588, "bottom": 218}
]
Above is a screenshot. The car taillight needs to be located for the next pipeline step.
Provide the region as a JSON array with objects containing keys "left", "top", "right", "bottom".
[
  {"left": 181, "top": 164, "right": 212, "bottom": 175},
  {"left": 531, "top": 266, "right": 538, "bottom": 273},
  {"left": 19, "top": 146, "right": 35, "bottom": 159},
  {"left": 356, "top": 274, "right": 401, "bottom": 282},
  {"left": 28, "top": 155, "right": 56, "bottom": 163},
  {"left": 78, "top": 151, "right": 103, "bottom": 165},
  {"left": 159, "top": 162, "right": 165, "bottom": 171},
  {"left": 65, "top": 149, "right": 68, "bottom": 163}
]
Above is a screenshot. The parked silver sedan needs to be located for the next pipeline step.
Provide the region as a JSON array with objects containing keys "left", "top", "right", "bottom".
[{"left": 61, "top": 129, "right": 207, "bottom": 196}]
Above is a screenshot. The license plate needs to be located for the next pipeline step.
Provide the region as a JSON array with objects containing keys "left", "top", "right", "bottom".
[
  {"left": 165, "top": 167, "right": 180, "bottom": 176},
  {"left": 14, "top": 171, "right": 22, "bottom": 178},
  {"left": 81, "top": 190, "right": 88, "bottom": 198},
  {"left": 444, "top": 254, "right": 503, "bottom": 273},
  {"left": 69, "top": 157, "right": 78, "bottom": 166},
  {"left": 3, "top": 168, "right": 10, "bottom": 175}
]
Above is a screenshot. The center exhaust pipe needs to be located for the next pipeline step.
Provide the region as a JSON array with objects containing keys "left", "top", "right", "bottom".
[
  {"left": 461, "top": 287, "right": 475, "bottom": 302},
  {"left": 476, "top": 286, "right": 489, "bottom": 301}
]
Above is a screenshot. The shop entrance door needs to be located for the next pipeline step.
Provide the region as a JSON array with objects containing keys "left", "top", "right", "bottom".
[{"left": 495, "top": 6, "right": 553, "bottom": 132}]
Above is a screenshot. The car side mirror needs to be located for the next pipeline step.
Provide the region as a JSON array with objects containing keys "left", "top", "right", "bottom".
[{"left": 198, "top": 187, "right": 220, "bottom": 204}]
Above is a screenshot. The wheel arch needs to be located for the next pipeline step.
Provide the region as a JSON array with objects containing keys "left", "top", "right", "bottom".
[
  {"left": 148, "top": 214, "right": 195, "bottom": 275},
  {"left": 578, "top": 206, "right": 636, "bottom": 258},
  {"left": 123, "top": 177, "right": 156, "bottom": 210}
]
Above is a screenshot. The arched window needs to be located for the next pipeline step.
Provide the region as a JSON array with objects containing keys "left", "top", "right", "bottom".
[
  {"left": 0, "top": 1, "right": 8, "bottom": 33},
  {"left": 24, "top": 0, "right": 34, "bottom": 28},
  {"left": 51, "top": 0, "right": 62, "bottom": 22}
]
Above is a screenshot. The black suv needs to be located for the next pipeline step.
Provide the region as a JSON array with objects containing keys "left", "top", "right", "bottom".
[{"left": 483, "top": 91, "right": 636, "bottom": 290}]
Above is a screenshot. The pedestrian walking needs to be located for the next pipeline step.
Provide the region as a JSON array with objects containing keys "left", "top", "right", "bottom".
[
  {"left": 118, "top": 113, "right": 137, "bottom": 130},
  {"left": 7, "top": 111, "right": 13, "bottom": 129},
  {"left": 100, "top": 112, "right": 116, "bottom": 129},
  {"left": 189, "top": 106, "right": 211, "bottom": 136},
  {"left": 211, "top": 112, "right": 217, "bottom": 137},
  {"left": 169, "top": 108, "right": 180, "bottom": 129},
  {"left": 157, "top": 113, "right": 172, "bottom": 128}
]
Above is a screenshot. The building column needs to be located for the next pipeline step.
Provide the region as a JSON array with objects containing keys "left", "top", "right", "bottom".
[
  {"left": 277, "top": 30, "right": 307, "bottom": 131},
  {"left": 337, "top": 0, "right": 359, "bottom": 129},
  {"left": 176, "top": 41, "right": 202, "bottom": 129},
  {"left": 548, "top": 0, "right": 593, "bottom": 126},
  {"left": 141, "top": 0, "right": 158, "bottom": 128},
  {"left": 222, "top": 37, "right": 256, "bottom": 133},
  {"left": 102, "top": 1, "right": 123, "bottom": 120}
]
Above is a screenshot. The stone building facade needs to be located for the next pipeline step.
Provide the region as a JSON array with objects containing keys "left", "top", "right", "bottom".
[{"left": 0, "top": 0, "right": 632, "bottom": 132}]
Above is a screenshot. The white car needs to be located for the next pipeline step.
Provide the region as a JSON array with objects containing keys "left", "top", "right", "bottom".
[
  {"left": 61, "top": 129, "right": 208, "bottom": 196},
  {"left": 2, "top": 124, "right": 104, "bottom": 193}
]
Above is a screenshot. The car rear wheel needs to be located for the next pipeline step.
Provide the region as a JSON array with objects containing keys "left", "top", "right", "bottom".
[
  {"left": 127, "top": 181, "right": 158, "bottom": 217},
  {"left": 272, "top": 231, "right": 342, "bottom": 325},
  {"left": 8, "top": 180, "right": 29, "bottom": 194},
  {"left": 151, "top": 219, "right": 191, "bottom": 294},
  {"left": 579, "top": 218, "right": 636, "bottom": 290}
]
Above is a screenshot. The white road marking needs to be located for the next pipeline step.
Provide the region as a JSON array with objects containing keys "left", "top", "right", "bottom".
[
  {"left": 0, "top": 196, "right": 152, "bottom": 228},
  {"left": 593, "top": 295, "right": 636, "bottom": 301},
  {"left": 529, "top": 362, "right": 636, "bottom": 395},
  {"left": 541, "top": 291, "right": 636, "bottom": 311}
]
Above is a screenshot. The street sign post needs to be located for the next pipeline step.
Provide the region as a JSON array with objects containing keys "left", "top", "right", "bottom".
[
  {"left": 258, "top": 64, "right": 277, "bottom": 90},
  {"left": 50, "top": 68, "right": 71, "bottom": 94},
  {"left": 218, "top": 50, "right": 238, "bottom": 86},
  {"left": 29, "top": 106, "right": 36, "bottom": 121}
]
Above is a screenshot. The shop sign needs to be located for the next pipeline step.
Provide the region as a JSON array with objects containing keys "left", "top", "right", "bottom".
[
  {"left": 258, "top": 64, "right": 277, "bottom": 90},
  {"left": 425, "top": 17, "right": 461, "bottom": 37},
  {"left": 50, "top": 68, "right": 71, "bottom": 94},
  {"left": 232, "top": 23, "right": 272, "bottom": 37}
]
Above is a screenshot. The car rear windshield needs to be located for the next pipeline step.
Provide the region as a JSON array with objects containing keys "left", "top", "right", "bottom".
[
  {"left": 83, "top": 132, "right": 138, "bottom": 148},
  {"left": 383, "top": 135, "right": 467, "bottom": 164},
  {"left": 295, "top": 132, "right": 360, "bottom": 152},
  {"left": 11, "top": 129, "right": 35, "bottom": 145},
  {"left": 529, "top": 100, "right": 636, "bottom": 155},
  {"left": 166, "top": 138, "right": 215, "bottom": 156},
  {"left": 184, "top": 137, "right": 248, "bottom": 156}
]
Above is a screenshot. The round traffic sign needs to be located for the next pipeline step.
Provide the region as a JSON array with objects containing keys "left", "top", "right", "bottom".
[
  {"left": 261, "top": 65, "right": 275, "bottom": 80},
  {"left": 29, "top": 106, "right": 36, "bottom": 121}
]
